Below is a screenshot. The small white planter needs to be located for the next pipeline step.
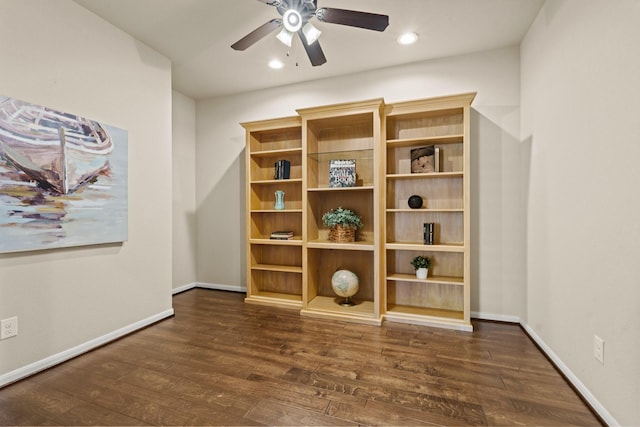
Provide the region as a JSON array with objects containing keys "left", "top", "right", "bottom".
[{"left": 416, "top": 268, "right": 428, "bottom": 279}]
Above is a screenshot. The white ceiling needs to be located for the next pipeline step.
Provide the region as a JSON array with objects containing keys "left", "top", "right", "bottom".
[{"left": 74, "top": 0, "right": 544, "bottom": 100}]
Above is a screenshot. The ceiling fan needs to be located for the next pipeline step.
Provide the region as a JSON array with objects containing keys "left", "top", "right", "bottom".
[{"left": 231, "top": 0, "right": 389, "bottom": 66}]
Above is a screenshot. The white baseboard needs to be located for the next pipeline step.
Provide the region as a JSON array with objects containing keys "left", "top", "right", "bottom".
[
  {"left": 0, "top": 308, "right": 174, "bottom": 388},
  {"left": 471, "top": 310, "right": 521, "bottom": 323},
  {"left": 472, "top": 311, "right": 613, "bottom": 425},
  {"left": 521, "top": 323, "right": 616, "bottom": 426},
  {"left": 172, "top": 282, "right": 198, "bottom": 294},
  {"left": 196, "top": 282, "right": 246, "bottom": 292},
  {"left": 172, "top": 282, "right": 246, "bottom": 295}
]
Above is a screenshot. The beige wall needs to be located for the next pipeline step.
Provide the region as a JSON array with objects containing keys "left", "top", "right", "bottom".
[
  {"left": 195, "top": 46, "right": 528, "bottom": 319},
  {"left": 172, "top": 90, "right": 197, "bottom": 289},
  {"left": 0, "top": 0, "right": 173, "bottom": 379},
  {"left": 521, "top": 1, "right": 640, "bottom": 425}
]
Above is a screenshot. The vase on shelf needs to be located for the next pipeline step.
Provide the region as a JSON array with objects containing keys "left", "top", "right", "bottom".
[
  {"left": 416, "top": 268, "right": 428, "bottom": 280},
  {"left": 274, "top": 190, "right": 285, "bottom": 210}
]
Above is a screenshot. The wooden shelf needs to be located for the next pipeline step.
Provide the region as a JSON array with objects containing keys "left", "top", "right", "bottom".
[
  {"left": 307, "top": 239, "right": 375, "bottom": 251},
  {"left": 386, "top": 135, "right": 463, "bottom": 147},
  {"left": 249, "top": 238, "right": 302, "bottom": 246},
  {"left": 250, "top": 147, "right": 302, "bottom": 158},
  {"left": 250, "top": 209, "right": 303, "bottom": 213},
  {"left": 386, "top": 303, "right": 463, "bottom": 319},
  {"left": 301, "top": 296, "right": 381, "bottom": 326},
  {"left": 384, "top": 306, "right": 471, "bottom": 331},
  {"left": 386, "top": 208, "right": 464, "bottom": 213},
  {"left": 386, "top": 172, "right": 463, "bottom": 180},
  {"left": 307, "top": 148, "right": 373, "bottom": 158},
  {"left": 250, "top": 178, "right": 303, "bottom": 185},
  {"left": 245, "top": 292, "right": 302, "bottom": 309},
  {"left": 385, "top": 242, "right": 464, "bottom": 252},
  {"left": 307, "top": 186, "right": 374, "bottom": 192},
  {"left": 251, "top": 264, "right": 303, "bottom": 274},
  {"left": 386, "top": 273, "right": 464, "bottom": 286}
]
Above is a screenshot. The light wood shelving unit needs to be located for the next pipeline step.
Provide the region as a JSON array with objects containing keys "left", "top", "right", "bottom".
[
  {"left": 298, "top": 99, "right": 384, "bottom": 325},
  {"left": 242, "top": 116, "right": 304, "bottom": 309},
  {"left": 242, "top": 93, "right": 475, "bottom": 330},
  {"left": 383, "top": 93, "right": 475, "bottom": 331}
]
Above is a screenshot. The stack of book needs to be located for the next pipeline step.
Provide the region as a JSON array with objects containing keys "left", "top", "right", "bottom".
[
  {"left": 274, "top": 160, "right": 291, "bottom": 180},
  {"left": 270, "top": 230, "right": 294, "bottom": 240}
]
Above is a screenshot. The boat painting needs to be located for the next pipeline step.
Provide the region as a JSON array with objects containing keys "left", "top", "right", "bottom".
[
  {"left": 0, "top": 98, "right": 113, "bottom": 194},
  {"left": 0, "top": 95, "right": 128, "bottom": 253}
]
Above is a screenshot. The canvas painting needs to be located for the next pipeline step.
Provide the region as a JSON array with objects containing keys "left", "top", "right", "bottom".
[{"left": 0, "top": 96, "right": 128, "bottom": 253}]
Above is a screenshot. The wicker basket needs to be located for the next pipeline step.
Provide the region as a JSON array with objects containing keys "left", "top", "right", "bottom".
[{"left": 328, "top": 224, "right": 356, "bottom": 243}]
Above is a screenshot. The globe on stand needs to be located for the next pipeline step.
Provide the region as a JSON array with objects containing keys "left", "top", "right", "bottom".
[{"left": 331, "top": 269, "right": 359, "bottom": 307}]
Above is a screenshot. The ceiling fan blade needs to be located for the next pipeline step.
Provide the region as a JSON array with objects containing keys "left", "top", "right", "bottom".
[
  {"left": 255, "top": 0, "right": 282, "bottom": 6},
  {"left": 231, "top": 19, "right": 282, "bottom": 51},
  {"left": 298, "top": 30, "right": 326, "bottom": 66},
  {"left": 316, "top": 8, "right": 389, "bottom": 32}
]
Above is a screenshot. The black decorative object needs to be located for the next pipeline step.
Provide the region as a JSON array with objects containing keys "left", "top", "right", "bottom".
[{"left": 408, "top": 195, "right": 423, "bottom": 209}]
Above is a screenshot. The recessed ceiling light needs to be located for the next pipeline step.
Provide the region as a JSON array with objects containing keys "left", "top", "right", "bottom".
[
  {"left": 397, "top": 32, "right": 419, "bottom": 45},
  {"left": 268, "top": 59, "right": 284, "bottom": 69}
]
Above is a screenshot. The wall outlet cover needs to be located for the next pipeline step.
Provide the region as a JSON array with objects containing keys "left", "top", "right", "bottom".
[{"left": 1, "top": 317, "right": 18, "bottom": 339}]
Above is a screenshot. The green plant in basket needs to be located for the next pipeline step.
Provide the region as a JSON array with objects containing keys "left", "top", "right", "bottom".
[{"left": 322, "top": 207, "right": 363, "bottom": 229}]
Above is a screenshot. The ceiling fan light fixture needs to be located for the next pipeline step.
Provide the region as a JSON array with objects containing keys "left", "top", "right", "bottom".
[
  {"left": 397, "top": 32, "right": 419, "bottom": 45},
  {"left": 282, "top": 9, "right": 302, "bottom": 32},
  {"left": 302, "top": 22, "right": 322, "bottom": 45},
  {"left": 276, "top": 27, "right": 294, "bottom": 47}
]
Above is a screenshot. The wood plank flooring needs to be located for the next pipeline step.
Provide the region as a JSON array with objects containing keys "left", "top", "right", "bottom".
[{"left": 0, "top": 289, "right": 603, "bottom": 426}]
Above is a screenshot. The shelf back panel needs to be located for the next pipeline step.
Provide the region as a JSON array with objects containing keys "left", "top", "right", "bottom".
[
  {"left": 250, "top": 211, "right": 302, "bottom": 239},
  {"left": 251, "top": 154, "right": 302, "bottom": 181},
  {"left": 388, "top": 143, "right": 463, "bottom": 174},
  {"left": 387, "top": 249, "right": 464, "bottom": 278},
  {"left": 307, "top": 248, "right": 374, "bottom": 301},
  {"left": 249, "top": 127, "right": 302, "bottom": 152},
  {"left": 250, "top": 270, "right": 302, "bottom": 296},
  {"left": 387, "top": 280, "right": 463, "bottom": 312},
  {"left": 250, "top": 182, "right": 302, "bottom": 210},
  {"left": 387, "top": 178, "right": 463, "bottom": 210},
  {"left": 386, "top": 211, "right": 463, "bottom": 245},
  {"left": 387, "top": 109, "right": 463, "bottom": 141}
]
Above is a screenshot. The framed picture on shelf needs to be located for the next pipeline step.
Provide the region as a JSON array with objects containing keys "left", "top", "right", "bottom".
[
  {"left": 410, "top": 145, "right": 440, "bottom": 173},
  {"left": 329, "top": 159, "right": 356, "bottom": 188}
]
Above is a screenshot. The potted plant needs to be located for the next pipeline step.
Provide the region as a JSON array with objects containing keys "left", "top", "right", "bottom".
[
  {"left": 411, "top": 255, "right": 431, "bottom": 279},
  {"left": 322, "top": 207, "right": 363, "bottom": 243}
]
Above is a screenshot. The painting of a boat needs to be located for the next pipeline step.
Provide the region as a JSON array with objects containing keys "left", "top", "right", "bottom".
[
  {"left": 0, "top": 95, "right": 128, "bottom": 253},
  {"left": 0, "top": 98, "right": 113, "bottom": 194}
]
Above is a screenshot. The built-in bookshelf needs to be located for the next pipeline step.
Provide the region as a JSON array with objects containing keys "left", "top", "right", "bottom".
[
  {"left": 242, "top": 93, "right": 475, "bottom": 330},
  {"left": 383, "top": 93, "right": 475, "bottom": 331},
  {"left": 242, "top": 116, "right": 303, "bottom": 309}
]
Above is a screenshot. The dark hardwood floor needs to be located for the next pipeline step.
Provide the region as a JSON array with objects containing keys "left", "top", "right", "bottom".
[{"left": 0, "top": 289, "right": 602, "bottom": 426}]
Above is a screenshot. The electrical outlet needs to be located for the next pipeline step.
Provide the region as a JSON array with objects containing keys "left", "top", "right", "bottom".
[
  {"left": 594, "top": 335, "right": 604, "bottom": 364},
  {"left": 1, "top": 317, "right": 18, "bottom": 339}
]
